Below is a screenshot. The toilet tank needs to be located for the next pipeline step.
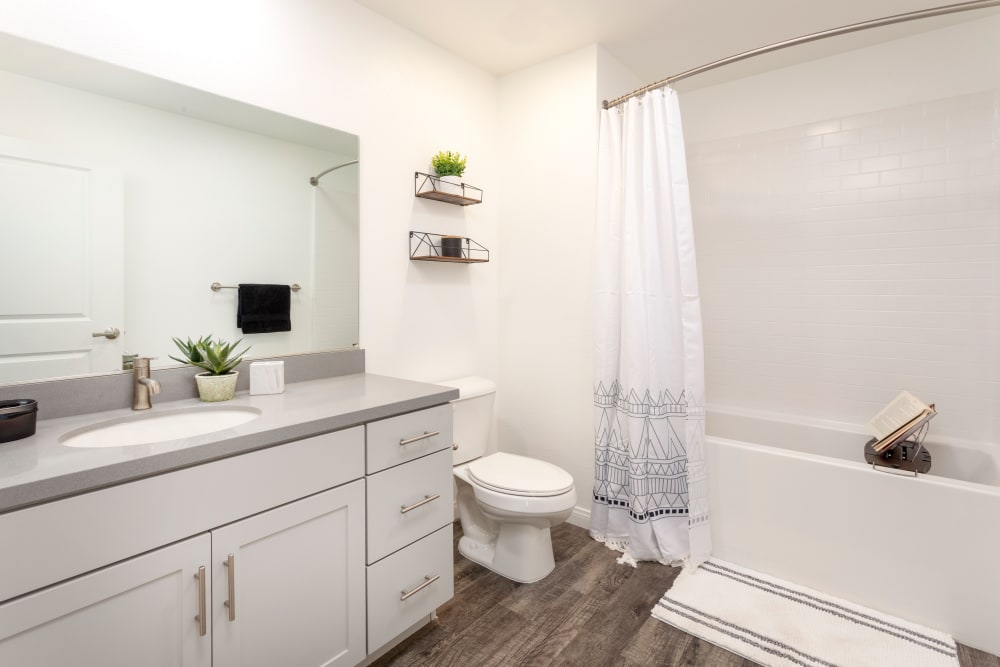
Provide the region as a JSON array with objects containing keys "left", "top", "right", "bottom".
[{"left": 436, "top": 376, "right": 495, "bottom": 465}]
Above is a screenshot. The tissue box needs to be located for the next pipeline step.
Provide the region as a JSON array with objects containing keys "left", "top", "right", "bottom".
[{"left": 249, "top": 361, "right": 285, "bottom": 395}]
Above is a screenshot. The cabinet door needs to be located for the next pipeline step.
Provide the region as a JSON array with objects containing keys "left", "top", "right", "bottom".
[
  {"left": 0, "top": 534, "right": 211, "bottom": 667},
  {"left": 212, "top": 481, "right": 365, "bottom": 667}
]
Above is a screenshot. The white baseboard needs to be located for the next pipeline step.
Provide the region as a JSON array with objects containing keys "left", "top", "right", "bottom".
[{"left": 567, "top": 505, "right": 590, "bottom": 529}]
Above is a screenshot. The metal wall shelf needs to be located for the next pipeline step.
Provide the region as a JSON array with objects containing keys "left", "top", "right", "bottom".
[
  {"left": 409, "top": 231, "right": 489, "bottom": 263},
  {"left": 414, "top": 172, "right": 483, "bottom": 206}
]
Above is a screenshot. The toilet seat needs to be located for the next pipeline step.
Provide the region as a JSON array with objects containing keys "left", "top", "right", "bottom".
[{"left": 467, "top": 452, "right": 574, "bottom": 497}]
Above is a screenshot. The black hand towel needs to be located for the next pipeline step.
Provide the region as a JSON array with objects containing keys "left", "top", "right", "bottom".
[{"left": 237, "top": 284, "right": 291, "bottom": 334}]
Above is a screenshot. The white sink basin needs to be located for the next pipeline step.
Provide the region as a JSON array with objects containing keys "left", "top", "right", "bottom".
[{"left": 60, "top": 406, "right": 263, "bottom": 448}]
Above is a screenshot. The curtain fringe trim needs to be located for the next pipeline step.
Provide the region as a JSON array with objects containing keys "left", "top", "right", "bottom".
[
  {"left": 590, "top": 532, "right": 685, "bottom": 569},
  {"left": 589, "top": 532, "right": 638, "bottom": 567},
  {"left": 590, "top": 531, "right": 688, "bottom": 569}
]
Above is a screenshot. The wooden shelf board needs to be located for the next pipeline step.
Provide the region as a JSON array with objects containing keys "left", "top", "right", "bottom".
[
  {"left": 415, "top": 191, "right": 482, "bottom": 206},
  {"left": 410, "top": 255, "right": 489, "bottom": 264}
]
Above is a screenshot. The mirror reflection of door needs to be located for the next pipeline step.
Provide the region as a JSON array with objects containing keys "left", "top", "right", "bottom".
[{"left": 0, "top": 137, "right": 124, "bottom": 383}]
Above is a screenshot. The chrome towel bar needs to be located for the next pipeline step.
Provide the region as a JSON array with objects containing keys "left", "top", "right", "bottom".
[{"left": 211, "top": 282, "right": 301, "bottom": 292}]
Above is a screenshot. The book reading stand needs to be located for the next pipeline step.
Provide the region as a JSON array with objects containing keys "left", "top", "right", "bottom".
[{"left": 863, "top": 421, "right": 932, "bottom": 476}]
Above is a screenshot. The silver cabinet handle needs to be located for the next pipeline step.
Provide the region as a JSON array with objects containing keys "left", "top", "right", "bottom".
[
  {"left": 400, "top": 574, "right": 440, "bottom": 601},
  {"left": 400, "top": 493, "right": 441, "bottom": 514},
  {"left": 399, "top": 431, "right": 440, "bottom": 446},
  {"left": 223, "top": 553, "right": 236, "bottom": 622},
  {"left": 194, "top": 566, "right": 207, "bottom": 637},
  {"left": 92, "top": 327, "right": 121, "bottom": 340}
]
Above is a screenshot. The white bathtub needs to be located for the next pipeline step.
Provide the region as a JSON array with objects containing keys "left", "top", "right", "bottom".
[{"left": 706, "top": 408, "right": 1000, "bottom": 656}]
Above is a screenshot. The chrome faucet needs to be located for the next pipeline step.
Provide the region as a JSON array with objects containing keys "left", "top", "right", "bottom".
[{"left": 132, "top": 357, "right": 162, "bottom": 410}]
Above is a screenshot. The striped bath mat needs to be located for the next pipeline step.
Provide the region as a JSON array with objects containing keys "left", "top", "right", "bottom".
[{"left": 652, "top": 559, "right": 958, "bottom": 667}]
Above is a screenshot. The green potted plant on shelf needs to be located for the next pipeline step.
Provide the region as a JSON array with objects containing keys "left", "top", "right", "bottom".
[
  {"left": 170, "top": 335, "right": 251, "bottom": 402},
  {"left": 431, "top": 150, "right": 467, "bottom": 177},
  {"left": 431, "top": 150, "right": 467, "bottom": 194}
]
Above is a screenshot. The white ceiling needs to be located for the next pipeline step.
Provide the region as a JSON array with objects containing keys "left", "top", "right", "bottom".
[{"left": 355, "top": 0, "right": 998, "bottom": 91}]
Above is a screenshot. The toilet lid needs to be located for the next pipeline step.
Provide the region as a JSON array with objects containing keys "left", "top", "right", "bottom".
[{"left": 467, "top": 452, "right": 574, "bottom": 497}]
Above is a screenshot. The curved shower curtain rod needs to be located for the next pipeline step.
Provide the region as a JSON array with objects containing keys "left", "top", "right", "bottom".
[
  {"left": 602, "top": 0, "right": 1000, "bottom": 109},
  {"left": 309, "top": 159, "right": 359, "bottom": 186}
]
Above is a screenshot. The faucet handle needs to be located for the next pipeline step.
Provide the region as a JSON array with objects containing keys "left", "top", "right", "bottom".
[{"left": 132, "top": 357, "right": 161, "bottom": 410}]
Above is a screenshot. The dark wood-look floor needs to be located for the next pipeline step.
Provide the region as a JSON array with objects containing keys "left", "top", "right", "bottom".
[{"left": 373, "top": 523, "right": 1000, "bottom": 667}]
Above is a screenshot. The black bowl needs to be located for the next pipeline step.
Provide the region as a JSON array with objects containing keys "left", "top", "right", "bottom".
[{"left": 0, "top": 399, "right": 38, "bottom": 443}]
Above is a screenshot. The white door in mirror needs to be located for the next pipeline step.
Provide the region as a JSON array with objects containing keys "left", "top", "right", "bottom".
[{"left": 0, "top": 137, "right": 124, "bottom": 384}]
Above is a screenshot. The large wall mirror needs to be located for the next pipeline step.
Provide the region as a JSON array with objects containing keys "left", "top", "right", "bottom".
[{"left": 0, "top": 34, "right": 359, "bottom": 386}]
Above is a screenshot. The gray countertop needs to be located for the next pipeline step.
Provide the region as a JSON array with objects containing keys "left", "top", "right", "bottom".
[{"left": 0, "top": 373, "right": 458, "bottom": 514}]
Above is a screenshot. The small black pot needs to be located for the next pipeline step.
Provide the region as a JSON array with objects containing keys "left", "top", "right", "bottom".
[
  {"left": 441, "top": 236, "right": 464, "bottom": 258},
  {"left": 0, "top": 399, "right": 38, "bottom": 443}
]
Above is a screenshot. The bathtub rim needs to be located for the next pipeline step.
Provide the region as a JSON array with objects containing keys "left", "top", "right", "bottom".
[{"left": 706, "top": 403, "right": 1000, "bottom": 493}]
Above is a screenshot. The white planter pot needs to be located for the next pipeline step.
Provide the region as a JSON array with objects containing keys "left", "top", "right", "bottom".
[
  {"left": 195, "top": 371, "right": 239, "bottom": 402},
  {"left": 435, "top": 174, "right": 464, "bottom": 195}
]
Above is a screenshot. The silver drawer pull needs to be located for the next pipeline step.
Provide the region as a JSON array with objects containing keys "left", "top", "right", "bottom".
[
  {"left": 223, "top": 553, "right": 236, "bottom": 622},
  {"left": 400, "top": 493, "right": 441, "bottom": 514},
  {"left": 399, "top": 430, "right": 440, "bottom": 446},
  {"left": 400, "top": 574, "right": 440, "bottom": 601},
  {"left": 194, "top": 566, "right": 207, "bottom": 637}
]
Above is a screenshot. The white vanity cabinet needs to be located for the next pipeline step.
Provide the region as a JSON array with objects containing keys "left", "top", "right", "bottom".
[
  {"left": 0, "top": 395, "right": 457, "bottom": 667},
  {"left": 364, "top": 405, "right": 455, "bottom": 653},
  {"left": 0, "top": 483, "right": 368, "bottom": 667},
  {"left": 0, "top": 427, "right": 368, "bottom": 667}
]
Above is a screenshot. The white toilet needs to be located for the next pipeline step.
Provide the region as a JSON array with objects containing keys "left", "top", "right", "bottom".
[{"left": 439, "top": 377, "right": 577, "bottom": 583}]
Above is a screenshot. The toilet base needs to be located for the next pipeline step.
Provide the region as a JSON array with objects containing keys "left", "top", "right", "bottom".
[
  {"left": 458, "top": 520, "right": 556, "bottom": 584},
  {"left": 453, "top": 464, "right": 575, "bottom": 584}
]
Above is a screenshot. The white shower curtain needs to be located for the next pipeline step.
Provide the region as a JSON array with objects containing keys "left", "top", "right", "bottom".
[{"left": 590, "top": 88, "right": 711, "bottom": 566}]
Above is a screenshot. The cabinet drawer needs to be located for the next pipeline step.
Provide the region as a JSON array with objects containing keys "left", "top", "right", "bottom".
[
  {"left": 366, "top": 524, "right": 453, "bottom": 653},
  {"left": 366, "top": 404, "right": 452, "bottom": 474},
  {"left": 366, "top": 449, "right": 453, "bottom": 563}
]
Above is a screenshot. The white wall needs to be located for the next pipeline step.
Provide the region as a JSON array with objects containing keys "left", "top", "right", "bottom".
[
  {"left": 497, "top": 46, "right": 640, "bottom": 525},
  {"left": 0, "top": 0, "right": 500, "bottom": 387},
  {"left": 682, "top": 15, "right": 1000, "bottom": 445}
]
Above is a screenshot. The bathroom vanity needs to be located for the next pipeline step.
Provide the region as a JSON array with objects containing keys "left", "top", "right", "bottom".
[{"left": 0, "top": 373, "right": 457, "bottom": 666}]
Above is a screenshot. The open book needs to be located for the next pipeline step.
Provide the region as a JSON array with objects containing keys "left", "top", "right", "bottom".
[{"left": 867, "top": 391, "right": 936, "bottom": 453}]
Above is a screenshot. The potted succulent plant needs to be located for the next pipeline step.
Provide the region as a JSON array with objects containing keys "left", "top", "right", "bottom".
[
  {"left": 431, "top": 150, "right": 467, "bottom": 194},
  {"left": 170, "top": 335, "right": 251, "bottom": 402}
]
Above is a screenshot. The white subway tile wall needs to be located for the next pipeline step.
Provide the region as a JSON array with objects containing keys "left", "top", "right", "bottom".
[{"left": 689, "top": 90, "right": 1000, "bottom": 442}]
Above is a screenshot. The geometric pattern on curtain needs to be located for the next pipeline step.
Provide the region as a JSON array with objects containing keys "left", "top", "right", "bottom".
[{"left": 594, "top": 381, "right": 691, "bottom": 521}]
